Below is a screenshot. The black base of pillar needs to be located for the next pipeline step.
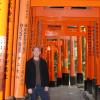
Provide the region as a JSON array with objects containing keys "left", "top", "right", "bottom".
[
  {"left": 92, "top": 79, "right": 96, "bottom": 96},
  {"left": 49, "top": 81, "right": 56, "bottom": 87},
  {"left": 84, "top": 79, "right": 93, "bottom": 94},
  {"left": 62, "top": 73, "right": 69, "bottom": 85},
  {"left": 70, "top": 76, "right": 76, "bottom": 85},
  {"left": 84, "top": 80, "right": 87, "bottom": 91},
  {"left": 77, "top": 73, "right": 83, "bottom": 84},
  {"left": 57, "top": 78, "right": 62, "bottom": 86},
  {"left": 95, "top": 85, "right": 100, "bottom": 100}
]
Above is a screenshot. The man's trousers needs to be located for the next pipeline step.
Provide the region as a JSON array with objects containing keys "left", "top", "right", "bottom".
[{"left": 31, "top": 84, "right": 49, "bottom": 100}]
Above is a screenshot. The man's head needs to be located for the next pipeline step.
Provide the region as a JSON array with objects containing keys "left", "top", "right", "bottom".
[{"left": 32, "top": 46, "right": 41, "bottom": 58}]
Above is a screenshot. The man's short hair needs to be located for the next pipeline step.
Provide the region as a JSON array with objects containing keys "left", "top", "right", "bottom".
[{"left": 32, "top": 46, "right": 41, "bottom": 51}]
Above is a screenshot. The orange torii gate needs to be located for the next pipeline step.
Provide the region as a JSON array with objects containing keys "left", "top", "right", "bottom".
[
  {"left": 47, "top": 40, "right": 63, "bottom": 86},
  {"left": 33, "top": 16, "right": 100, "bottom": 97},
  {"left": 18, "top": 9, "right": 100, "bottom": 98},
  {"left": 0, "top": 0, "right": 100, "bottom": 99}
]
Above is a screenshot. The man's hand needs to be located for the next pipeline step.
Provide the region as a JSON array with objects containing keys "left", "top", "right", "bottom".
[
  {"left": 44, "top": 86, "right": 49, "bottom": 91},
  {"left": 28, "top": 88, "right": 32, "bottom": 94}
]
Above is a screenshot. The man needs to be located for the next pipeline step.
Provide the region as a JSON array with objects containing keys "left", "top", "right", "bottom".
[{"left": 25, "top": 46, "right": 49, "bottom": 100}]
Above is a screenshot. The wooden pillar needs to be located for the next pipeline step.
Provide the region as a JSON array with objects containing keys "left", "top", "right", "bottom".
[
  {"left": 47, "top": 46, "right": 51, "bottom": 82},
  {"left": 41, "top": 23, "right": 47, "bottom": 47},
  {"left": 77, "top": 36, "right": 83, "bottom": 84},
  {"left": 14, "top": 0, "right": 30, "bottom": 98},
  {"left": 49, "top": 46, "right": 55, "bottom": 87},
  {"left": 70, "top": 36, "right": 76, "bottom": 85},
  {"left": 33, "top": 16, "right": 38, "bottom": 46},
  {"left": 11, "top": 0, "right": 20, "bottom": 98},
  {"left": 26, "top": 7, "right": 33, "bottom": 60},
  {"left": 86, "top": 25, "right": 94, "bottom": 94},
  {"left": 62, "top": 39, "right": 69, "bottom": 85},
  {"left": 84, "top": 34, "right": 89, "bottom": 91},
  {"left": 95, "top": 17, "right": 100, "bottom": 100},
  {"left": 0, "top": 1, "right": 9, "bottom": 100},
  {"left": 5, "top": 0, "right": 16, "bottom": 99},
  {"left": 39, "top": 22, "right": 47, "bottom": 59},
  {"left": 57, "top": 40, "right": 62, "bottom": 86},
  {"left": 89, "top": 24, "right": 95, "bottom": 81}
]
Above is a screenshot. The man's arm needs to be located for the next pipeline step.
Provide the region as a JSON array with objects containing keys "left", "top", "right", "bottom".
[
  {"left": 25, "top": 62, "right": 33, "bottom": 94},
  {"left": 25, "top": 62, "right": 31, "bottom": 89},
  {"left": 44, "top": 60, "right": 49, "bottom": 91}
]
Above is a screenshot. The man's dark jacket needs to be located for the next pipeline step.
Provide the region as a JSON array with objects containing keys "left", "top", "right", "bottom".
[{"left": 25, "top": 58, "right": 49, "bottom": 89}]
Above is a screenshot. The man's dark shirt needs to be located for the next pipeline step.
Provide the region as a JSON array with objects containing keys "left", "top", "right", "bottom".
[
  {"left": 25, "top": 58, "right": 49, "bottom": 89},
  {"left": 33, "top": 59, "right": 41, "bottom": 85}
]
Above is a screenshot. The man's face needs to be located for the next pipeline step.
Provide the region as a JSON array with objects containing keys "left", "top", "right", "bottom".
[{"left": 33, "top": 47, "right": 41, "bottom": 57}]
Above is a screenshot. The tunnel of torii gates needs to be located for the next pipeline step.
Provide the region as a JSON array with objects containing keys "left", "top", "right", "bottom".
[{"left": 0, "top": 0, "right": 100, "bottom": 100}]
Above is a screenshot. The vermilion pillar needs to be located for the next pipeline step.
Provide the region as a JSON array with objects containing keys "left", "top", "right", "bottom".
[
  {"left": 57, "top": 41, "right": 62, "bottom": 86},
  {"left": 47, "top": 46, "right": 51, "bottom": 82},
  {"left": 26, "top": 8, "right": 32, "bottom": 60},
  {"left": 70, "top": 36, "right": 76, "bottom": 85},
  {"left": 11, "top": 0, "right": 20, "bottom": 98},
  {"left": 5, "top": 0, "right": 15, "bottom": 99},
  {"left": 62, "top": 39, "right": 69, "bottom": 85},
  {"left": 33, "top": 16, "right": 38, "bottom": 46},
  {"left": 89, "top": 25, "right": 94, "bottom": 80},
  {"left": 14, "top": 0, "right": 30, "bottom": 98},
  {"left": 84, "top": 35, "right": 89, "bottom": 91},
  {"left": 49, "top": 46, "right": 55, "bottom": 87},
  {"left": 86, "top": 25, "right": 94, "bottom": 94},
  {"left": 95, "top": 19, "right": 100, "bottom": 100},
  {"left": 0, "top": 1, "right": 9, "bottom": 100},
  {"left": 77, "top": 36, "right": 83, "bottom": 84}
]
